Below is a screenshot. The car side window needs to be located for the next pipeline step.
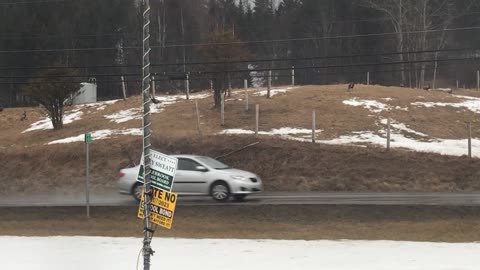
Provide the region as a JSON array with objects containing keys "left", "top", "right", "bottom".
[{"left": 177, "top": 158, "right": 202, "bottom": 171}]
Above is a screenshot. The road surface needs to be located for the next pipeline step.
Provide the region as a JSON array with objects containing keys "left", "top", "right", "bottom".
[{"left": 1, "top": 191, "right": 480, "bottom": 207}]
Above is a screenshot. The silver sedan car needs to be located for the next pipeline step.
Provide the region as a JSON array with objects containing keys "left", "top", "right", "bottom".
[{"left": 118, "top": 155, "right": 263, "bottom": 202}]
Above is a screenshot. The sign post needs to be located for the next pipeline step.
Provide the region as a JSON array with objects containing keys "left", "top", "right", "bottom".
[
  {"left": 141, "top": 0, "right": 154, "bottom": 269},
  {"left": 84, "top": 133, "right": 92, "bottom": 218}
]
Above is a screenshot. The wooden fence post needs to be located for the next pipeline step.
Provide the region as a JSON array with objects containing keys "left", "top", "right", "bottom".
[
  {"left": 228, "top": 73, "right": 232, "bottom": 97},
  {"left": 151, "top": 75, "right": 156, "bottom": 98},
  {"left": 244, "top": 79, "right": 249, "bottom": 111},
  {"left": 185, "top": 73, "right": 190, "bottom": 100},
  {"left": 195, "top": 100, "right": 202, "bottom": 137},
  {"left": 477, "top": 70, "right": 480, "bottom": 91},
  {"left": 312, "top": 110, "right": 316, "bottom": 143},
  {"left": 468, "top": 122, "right": 472, "bottom": 159},
  {"left": 255, "top": 104, "right": 259, "bottom": 135},
  {"left": 292, "top": 66, "right": 295, "bottom": 86},
  {"left": 221, "top": 93, "right": 225, "bottom": 126},
  {"left": 387, "top": 117, "right": 391, "bottom": 151},
  {"left": 121, "top": 76, "right": 127, "bottom": 100},
  {"left": 267, "top": 70, "right": 272, "bottom": 98}
]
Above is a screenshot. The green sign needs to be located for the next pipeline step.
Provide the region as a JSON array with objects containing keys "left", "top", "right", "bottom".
[
  {"left": 137, "top": 160, "right": 144, "bottom": 182},
  {"left": 136, "top": 150, "right": 178, "bottom": 192},
  {"left": 85, "top": 133, "right": 92, "bottom": 143}
]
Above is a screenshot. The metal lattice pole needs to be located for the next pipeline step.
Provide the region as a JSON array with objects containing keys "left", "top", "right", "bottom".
[{"left": 141, "top": 0, "right": 153, "bottom": 269}]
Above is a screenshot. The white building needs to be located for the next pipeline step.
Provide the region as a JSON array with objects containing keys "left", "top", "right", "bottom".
[{"left": 72, "top": 82, "right": 97, "bottom": 105}]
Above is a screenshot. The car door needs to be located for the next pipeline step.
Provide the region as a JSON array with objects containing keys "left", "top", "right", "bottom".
[{"left": 172, "top": 158, "right": 208, "bottom": 195}]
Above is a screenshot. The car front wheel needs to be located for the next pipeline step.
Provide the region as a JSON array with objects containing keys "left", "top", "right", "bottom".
[
  {"left": 132, "top": 182, "right": 144, "bottom": 202},
  {"left": 210, "top": 181, "right": 230, "bottom": 202}
]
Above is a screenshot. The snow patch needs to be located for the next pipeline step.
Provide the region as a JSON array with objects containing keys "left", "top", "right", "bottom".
[
  {"left": 343, "top": 98, "right": 390, "bottom": 113},
  {"left": 253, "top": 87, "right": 295, "bottom": 97},
  {"left": 412, "top": 95, "right": 480, "bottom": 113},
  {"left": 73, "top": 99, "right": 120, "bottom": 110},
  {"left": 395, "top": 106, "right": 409, "bottom": 111},
  {"left": 105, "top": 93, "right": 210, "bottom": 123},
  {"left": 105, "top": 108, "right": 141, "bottom": 123},
  {"left": 48, "top": 128, "right": 142, "bottom": 144},
  {"left": 22, "top": 99, "right": 120, "bottom": 133},
  {"left": 23, "top": 111, "right": 83, "bottom": 133},
  {"left": 320, "top": 130, "right": 480, "bottom": 157},
  {"left": 379, "top": 119, "right": 428, "bottom": 137},
  {"left": 220, "top": 127, "right": 322, "bottom": 143}
]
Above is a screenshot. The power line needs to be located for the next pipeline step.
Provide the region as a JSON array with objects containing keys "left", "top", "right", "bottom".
[
  {"left": 0, "top": 32, "right": 138, "bottom": 41},
  {"left": 159, "top": 26, "right": 480, "bottom": 48},
  {"left": 1, "top": 26, "right": 479, "bottom": 53},
  {"left": 0, "top": 47, "right": 476, "bottom": 71},
  {"left": 0, "top": 64, "right": 467, "bottom": 85},
  {"left": 2, "top": 56, "right": 477, "bottom": 81},
  {"left": 185, "top": 56, "right": 480, "bottom": 75},
  {"left": 0, "top": 46, "right": 139, "bottom": 53},
  {"left": 0, "top": 0, "right": 70, "bottom": 5},
  {"left": 0, "top": 64, "right": 139, "bottom": 71},
  {"left": 151, "top": 47, "right": 478, "bottom": 67}
]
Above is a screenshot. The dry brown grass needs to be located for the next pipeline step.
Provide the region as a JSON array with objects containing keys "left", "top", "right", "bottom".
[
  {"left": 2, "top": 205, "right": 480, "bottom": 242},
  {"left": 2, "top": 135, "right": 480, "bottom": 195},
  {"left": 3, "top": 84, "right": 480, "bottom": 194},
  {"left": 151, "top": 84, "right": 480, "bottom": 140}
]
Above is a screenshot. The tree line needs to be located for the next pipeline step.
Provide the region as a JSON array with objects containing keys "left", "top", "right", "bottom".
[{"left": 1, "top": 0, "right": 480, "bottom": 107}]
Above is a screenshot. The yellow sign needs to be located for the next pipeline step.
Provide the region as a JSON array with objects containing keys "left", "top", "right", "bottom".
[{"left": 138, "top": 189, "right": 178, "bottom": 229}]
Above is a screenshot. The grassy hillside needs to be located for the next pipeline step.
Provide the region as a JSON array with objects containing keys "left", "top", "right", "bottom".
[{"left": 2, "top": 84, "right": 480, "bottom": 194}]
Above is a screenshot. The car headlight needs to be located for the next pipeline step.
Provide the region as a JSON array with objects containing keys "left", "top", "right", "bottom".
[{"left": 230, "top": 175, "right": 248, "bottom": 181}]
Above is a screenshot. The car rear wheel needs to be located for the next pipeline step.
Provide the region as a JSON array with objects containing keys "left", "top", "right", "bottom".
[
  {"left": 132, "top": 182, "right": 144, "bottom": 202},
  {"left": 210, "top": 181, "right": 230, "bottom": 202}
]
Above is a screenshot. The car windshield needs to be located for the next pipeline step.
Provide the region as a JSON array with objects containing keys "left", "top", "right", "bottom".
[{"left": 195, "top": 156, "right": 230, "bottom": 170}]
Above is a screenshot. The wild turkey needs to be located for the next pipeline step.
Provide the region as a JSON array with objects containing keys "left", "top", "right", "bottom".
[
  {"left": 423, "top": 84, "right": 431, "bottom": 91},
  {"left": 20, "top": 111, "right": 27, "bottom": 121},
  {"left": 347, "top": 82, "right": 355, "bottom": 92},
  {"left": 151, "top": 97, "right": 160, "bottom": 104}
]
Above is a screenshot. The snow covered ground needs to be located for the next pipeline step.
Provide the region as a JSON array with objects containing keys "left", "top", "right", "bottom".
[
  {"left": 222, "top": 96, "right": 480, "bottom": 157},
  {"left": 48, "top": 128, "right": 142, "bottom": 145},
  {"left": 105, "top": 93, "right": 209, "bottom": 124},
  {"left": 1, "top": 236, "right": 479, "bottom": 270},
  {"left": 23, "top": 91, "right": 480, "bottom": 157},
  {"left": 23, "top": 100, "right": 120, "bottom": 133},
  {"left": 253, "top": 87, "right": 296, "bottom": 97}
]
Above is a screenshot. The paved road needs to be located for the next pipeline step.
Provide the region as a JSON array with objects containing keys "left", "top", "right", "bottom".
[{"left": 1, "top": 192, "right": 480, "bottom": 207}]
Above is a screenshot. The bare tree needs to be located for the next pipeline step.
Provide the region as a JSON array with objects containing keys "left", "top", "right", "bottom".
[
  {"left": 199, "top": 30, "right": 250, "bottom": 108},
  {"left": 23, "top": 69, "right": 82, "bottom": 130},
  {"left": 363, "top": 0, "right": 408, "bottom": 86}
]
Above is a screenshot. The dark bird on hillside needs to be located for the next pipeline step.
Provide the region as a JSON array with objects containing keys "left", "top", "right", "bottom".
[
  {"left": 347, "top": 82, "right": 355, "bottom": 92},
  {"left": 423, "top": 84, "right": 431, "bottom": 91},
  {"left": 151, "top": 97, "right": 160, "bottom": 104},
  {"left": 20, "top": 111, "right": 27, "bottom": 121}
]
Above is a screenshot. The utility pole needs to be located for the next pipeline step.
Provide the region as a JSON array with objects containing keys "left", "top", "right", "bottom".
[
  {"left": 141, "top": 0, "right": 154, "bottom": 269},
  {"left": 121, "top": 76, "right": 127, "bottom": 100},
  {"left": 181, "top": 8, "right": 189, "bottom": 100}
]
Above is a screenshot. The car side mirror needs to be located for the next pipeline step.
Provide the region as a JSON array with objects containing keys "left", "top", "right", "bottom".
[{"left": 195, "top": 166, "right": 208, "bottom": 172}]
